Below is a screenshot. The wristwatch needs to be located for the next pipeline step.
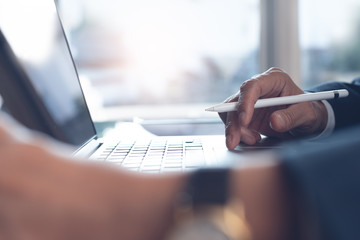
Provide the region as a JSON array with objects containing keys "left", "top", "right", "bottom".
[{"left": 166, "top": 168, "right": 251, "bottom": 240}]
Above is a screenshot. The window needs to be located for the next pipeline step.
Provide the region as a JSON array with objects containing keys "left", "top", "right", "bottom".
[
  {"left": 57, "top": 0, "right": 260, "bottom": 121},
  {"left": 300, "top": 0, "right": 360, "bottom": 88},
  {"left": 58, "top": 0, "right": 360, "bottom": 123}
]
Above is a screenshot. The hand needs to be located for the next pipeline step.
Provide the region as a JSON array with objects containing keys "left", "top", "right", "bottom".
[
  {"left": 220, "top": 68, "right": 328, "bottom": 149},
  {"left": 0, "top": 113, "right": 185, "bottom": 240}
]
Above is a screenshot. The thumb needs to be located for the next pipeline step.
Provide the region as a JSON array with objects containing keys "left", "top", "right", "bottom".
[{"left": 269, "top": 103, "right": 312, "bottom": 133}]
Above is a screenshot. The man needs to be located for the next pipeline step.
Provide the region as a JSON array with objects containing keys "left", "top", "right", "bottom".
[
  {"left": 221, "top": 67, "right": 360, "bottom": 149},
  {"left": 0, "top": 67, "right": 359, "bottom": 240}
]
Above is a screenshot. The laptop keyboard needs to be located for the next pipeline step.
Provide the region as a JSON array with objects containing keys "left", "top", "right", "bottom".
[{"left": 93, "top": 138, "right": 205, "bottom": 173}]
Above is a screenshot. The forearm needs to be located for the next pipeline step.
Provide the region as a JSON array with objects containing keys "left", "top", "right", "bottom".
[
  {"left": 229, "top": 152, "right": 293, "bottom": 240},
  {"left": 0, "top": 133, "right": 189, "bottom": 240},
  {"left": 108, "top": 171, "right": 189, "bottom": 240}
]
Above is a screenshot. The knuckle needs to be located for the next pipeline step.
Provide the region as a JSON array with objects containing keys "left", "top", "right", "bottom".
[
  {"left": 238, "top": 79, "right": 261, "bottom": 109},
  {"left": 240, "top": 79, "right": 250, "bottom": 91},
  {"left": 240, "top": 78, "right": 259, "bottom": 93},
  {"left": 268, "top": 69, "right": 288, "bottom": 81},
  {"left": 268, "top": 67, "right": 284, "bottom": 73}
]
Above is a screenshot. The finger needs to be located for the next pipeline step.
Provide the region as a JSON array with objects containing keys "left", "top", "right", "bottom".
[
  {"left": 219, "top": 91, "right": 240, "bottom": 124},
  {"left": 225, "top": 112, "right": 241, "bottom": 150},
  {"left": 225, "top": 112, "right": 262, "bottom": 149},
  {"left": 239, "top": 127, "right": 262, "bottom": 145},
  {"left": 237, "top": 69, "right": 285, "bottom": 126},
  {"left": 269, "top": 102, "right": 317, "bottom": 133},
  {"left": 236, "top": 80, "right": 261, "bottom": 127},
  {"left": 224, "top": 91, "right": 240, "bottom": 103},
  {"left": 237, "top": 68, "right": 303, "bottom": 127}
]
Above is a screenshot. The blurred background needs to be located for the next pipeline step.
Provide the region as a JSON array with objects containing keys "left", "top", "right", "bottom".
[{"left": 55, "top": 0, "right": 360, "bottom": 135}]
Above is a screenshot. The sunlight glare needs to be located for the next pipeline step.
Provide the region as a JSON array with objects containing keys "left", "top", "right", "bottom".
[{"left": 0, "top": 0, "right": 56, "bottom": 63}]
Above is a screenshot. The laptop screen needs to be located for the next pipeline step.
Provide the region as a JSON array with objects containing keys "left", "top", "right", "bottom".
[{"left": 0, "top": 0, "right": 97, "bottom": 146}]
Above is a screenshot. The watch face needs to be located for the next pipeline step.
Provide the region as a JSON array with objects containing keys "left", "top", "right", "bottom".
[{"left": 166, "top": 216, "right": 231, "bottom": 240}]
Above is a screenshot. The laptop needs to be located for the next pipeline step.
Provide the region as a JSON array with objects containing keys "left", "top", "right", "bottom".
[{"left": 0, "top": 0, "right": 269, "bottom": 173}]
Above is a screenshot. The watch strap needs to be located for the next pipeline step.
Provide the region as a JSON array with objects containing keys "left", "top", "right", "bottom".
[{"left": 182, "top": 168, "right": 230, "bottom": 206}]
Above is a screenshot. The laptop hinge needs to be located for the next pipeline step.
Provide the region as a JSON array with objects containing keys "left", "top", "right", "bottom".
[{"left": 73, "top": 137, "right": 102, "bottom": 159}]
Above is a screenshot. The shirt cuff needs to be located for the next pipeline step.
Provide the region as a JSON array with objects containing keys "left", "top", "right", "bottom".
[{"left": 312, "top": 100, "right": 335, "bottom": 139}]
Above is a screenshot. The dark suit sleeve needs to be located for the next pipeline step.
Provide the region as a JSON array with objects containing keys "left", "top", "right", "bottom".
[
  {"left": 279, "top": 125, "right": 360, "bottom": 240},
  {"left": 309, "top": 78, "right": 360, "bottom": 130}
]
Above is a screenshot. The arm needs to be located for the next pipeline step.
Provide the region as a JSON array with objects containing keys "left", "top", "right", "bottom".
[
  {"left": 0, "top": 113, "right": 188, "bottom": 240},
  {"left": 0, "top": 113, "right": 292, "bottom": 240},
  {"left": 309, "top": 78, "right": 360, "bottom": 130}
]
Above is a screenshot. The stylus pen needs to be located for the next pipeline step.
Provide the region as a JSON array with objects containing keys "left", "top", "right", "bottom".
[{"left": 205, "top": 89, "right": 349, "bottom": 113}]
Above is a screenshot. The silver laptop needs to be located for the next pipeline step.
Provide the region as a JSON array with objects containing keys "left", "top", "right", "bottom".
[{"left": 0, "top": 0, "right": 272, "bottom": 173}]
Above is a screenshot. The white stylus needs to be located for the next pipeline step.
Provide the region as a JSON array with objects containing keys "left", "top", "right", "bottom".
[{"left": 205, "top": 89, "right": 349, "bottom": 113}]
